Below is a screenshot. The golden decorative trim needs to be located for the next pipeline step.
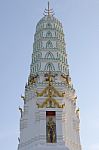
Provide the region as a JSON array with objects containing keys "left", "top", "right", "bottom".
[
  {"left": 61, "top": 74, "right": 71, "bottom": 85},
  {"left": 36, "top": 86, "right": 49, "bottom": 97},
  {"left": 36, "top": 72, "right": 65, "bottom": 108},
  {"left": 37, "top": 98, "right": 65, "bottom": 108},
  {"left": 28, "top": 74, "right": 38, "bottom": 86},
  {"left": 36, "top": 86, "right": 65, "bottom": 97}
]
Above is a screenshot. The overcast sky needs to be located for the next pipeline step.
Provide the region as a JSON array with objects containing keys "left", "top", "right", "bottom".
[{"left": 0, "top": 0, "right": 99, "bottom": 150}]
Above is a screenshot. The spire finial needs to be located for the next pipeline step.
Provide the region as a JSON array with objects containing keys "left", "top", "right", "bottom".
[
  {"left": 48, "top": 1, "right": 50, "bottom": 16},
  {"left": 44, "top": 1, "right": 54, "bottom": 16}
]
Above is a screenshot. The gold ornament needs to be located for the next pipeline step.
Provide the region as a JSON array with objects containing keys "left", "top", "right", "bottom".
[
  {"left": 28, "top": 74, "right": 38, "bottom": 85},
  {"left": 36, "top": 72, "right": 65, "bottom": 108}
]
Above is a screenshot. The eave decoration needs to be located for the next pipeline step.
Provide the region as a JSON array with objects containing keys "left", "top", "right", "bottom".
[
  {"left": 28, "top": 74, "right": 39, "bottom": 86},
  {"left": 37, "top": 98, "right": 65, "bottom": 108},
  {"left": 61, "top": 74, "right": 71, "bottom": 85}
]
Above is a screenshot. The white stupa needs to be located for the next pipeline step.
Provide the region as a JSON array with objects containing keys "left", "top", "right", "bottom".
[{"left": 17, "top": 2, "right": 82, "bottom": 150}]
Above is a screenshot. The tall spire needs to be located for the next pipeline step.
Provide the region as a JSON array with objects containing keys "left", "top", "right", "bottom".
[
  {"left": 44, "top": 1, "right": 54, "bottom": 16},
  {"left": 18, "top": 4, "right": 82, "bottom": 150}
]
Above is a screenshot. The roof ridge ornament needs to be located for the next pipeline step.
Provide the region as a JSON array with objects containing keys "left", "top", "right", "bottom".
[{"left": 43, "top": 1, "right": 54, "bottom": 16}]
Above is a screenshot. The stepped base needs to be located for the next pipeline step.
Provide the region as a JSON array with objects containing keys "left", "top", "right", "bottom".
[
  {"left": 32, "top": 145, "right": 70, "bottom": 150},
  {"left": 18, "top": 143, "right": 70, "bottom": 150}
]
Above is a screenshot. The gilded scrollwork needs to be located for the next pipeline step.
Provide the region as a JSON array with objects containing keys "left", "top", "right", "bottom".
[
  {"left": 61, "top": 74, "right": 71, "bottom": 85},
  {"left": 36, "top": 72, "right": 65, "bottom": 108},
  {"left": 28, "top": 74, "right": 38, "bottom": 86},
  {"left": 36, "top": 98, "right": 65, "bottom": 108},
  {"left": 36, "top": 85, "right": 65, "bottom": 97}
]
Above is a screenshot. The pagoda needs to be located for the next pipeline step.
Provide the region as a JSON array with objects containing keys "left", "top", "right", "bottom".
[{"left": 18, "top": 2, "right": 82, "bottom": 150}]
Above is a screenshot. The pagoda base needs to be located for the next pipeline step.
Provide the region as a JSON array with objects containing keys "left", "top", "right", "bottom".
[
  {"left": 33, "top": 144, "right": 70, "bottom": 150},
  {"left": 18, "top": 143, "right": 70, "bottom": 150}
]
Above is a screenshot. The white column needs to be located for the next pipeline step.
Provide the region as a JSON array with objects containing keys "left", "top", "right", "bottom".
[
  {"left": 39, "top": 109, "right": 46, "bottom": 144},
  {"left": 56, "top": 109, "right": 64, "bottom": 145}
]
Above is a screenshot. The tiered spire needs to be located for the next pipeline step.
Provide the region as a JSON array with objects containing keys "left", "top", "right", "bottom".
[{"left": 18, "top": 2, "right": 81, "bottom": 150}]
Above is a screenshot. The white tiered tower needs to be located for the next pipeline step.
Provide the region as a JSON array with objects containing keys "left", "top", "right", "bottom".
[{"left": 18, "top": 2, "right": 81, "bottom": 150}]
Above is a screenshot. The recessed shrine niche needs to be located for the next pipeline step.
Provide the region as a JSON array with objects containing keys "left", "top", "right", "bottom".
[{"left": 46, "top": 111, "right": 56, "bottom": 143}]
